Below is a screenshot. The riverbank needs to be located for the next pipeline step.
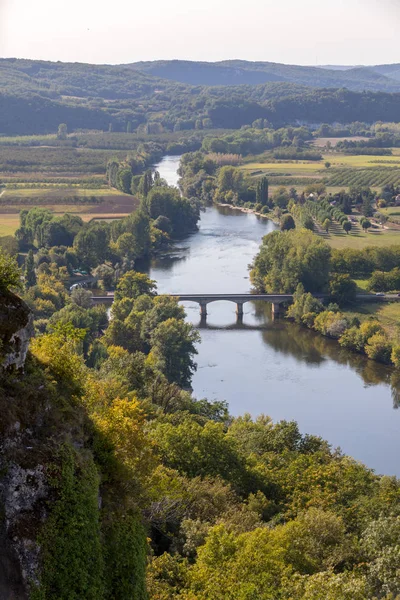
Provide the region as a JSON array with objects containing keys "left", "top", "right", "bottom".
[
  {"left": 216, "top": 202, "right": 280, "bottom": 224},
  {"left": 285, "top": 293, "right": 400, "bottom": 369}
]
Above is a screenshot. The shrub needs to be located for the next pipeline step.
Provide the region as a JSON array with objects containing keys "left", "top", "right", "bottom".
[{"left": 365, "top": 333, "right": 393, "bottom": 364}]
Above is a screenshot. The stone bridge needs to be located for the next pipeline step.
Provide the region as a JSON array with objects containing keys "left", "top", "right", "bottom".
[
  {"left": 91, "top": 291, "right": 400, "bottom": 320},
  {"left": 167, "top": 294, "right": 299, "bottom": 317},
  {"left": 92, "top": 292, "right": 316, "bottom": 318}
]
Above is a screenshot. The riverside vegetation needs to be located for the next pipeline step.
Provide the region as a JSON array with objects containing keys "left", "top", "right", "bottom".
[
  {"left": 3, "top": 245, "right": 400, "bottom": 599},
  {"left": 250, "top": 229, "right": 400, "bottom": 367}
]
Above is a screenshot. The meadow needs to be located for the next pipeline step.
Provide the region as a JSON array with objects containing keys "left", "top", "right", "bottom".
[{"left": 242, "top": 148, "right": 400, "bottom": 191}]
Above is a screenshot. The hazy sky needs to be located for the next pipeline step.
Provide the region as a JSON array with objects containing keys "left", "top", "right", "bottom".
[{"left": 0, "top": 0, "right": 398, "bottom": 65}]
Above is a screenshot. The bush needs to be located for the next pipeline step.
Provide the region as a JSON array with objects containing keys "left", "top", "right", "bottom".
[
  {"left": 280, "top": 214, "right": 296, "bottom": 231},
  {"left": 365, "top": 333, "right": 393, "bottom": 364}
]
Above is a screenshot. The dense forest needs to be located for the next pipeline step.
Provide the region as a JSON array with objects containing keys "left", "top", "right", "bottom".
[{"left": 2, "top": 59, "right": 400, "bottom": 134}]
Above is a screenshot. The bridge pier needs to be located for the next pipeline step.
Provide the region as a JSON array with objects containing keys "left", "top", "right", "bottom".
[
  {"left": 271, "top": 302, "right": 281, "bottom": 319},
  {"left": 236, "top": 302, "right": 244, "bottom": 316},
  {"left": 199, "top": 303, "right": 208, "bottom": 318}
]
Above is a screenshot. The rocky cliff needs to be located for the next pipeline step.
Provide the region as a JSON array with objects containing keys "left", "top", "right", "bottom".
[
  {"left": 0, "top": 291, "right": 36, "bottom": 599},
  {"left": 0, "top": 292, "right": 34, "bottom": 372}
]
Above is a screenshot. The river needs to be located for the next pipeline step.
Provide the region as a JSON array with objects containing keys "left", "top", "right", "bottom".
[{"left": 152, "top": 155, "right": 400, "bottom": 476}]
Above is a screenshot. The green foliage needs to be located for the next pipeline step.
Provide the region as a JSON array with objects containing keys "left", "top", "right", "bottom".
[
  {"left": 256, "top": 176, "right": 269, "bottom": 206},
  {"left": 329, "top": 273, "right": 357, "bottom": 306},
  {"left": 149, "top": 318, "right": 200, "bottom": 388},
  {"left": 365, "top": 333, "right": 393, "bottom": 364},
  {"left": 280, "top": 214, "right": 296, "bottom": 231},
  {"left": 146, "top": 186, "right": 200, "bottom": 237},
  {"left": 33, "top": 444, "right": 105, "bottom": 600},
  {"left": 250, "top": 230, "right": 331, "bottom": 293},
  {"left": 114, "top": 270, "right": 157, "bottom": 301},
  {"left": 103, "top": 512, "right": 148, "bottom": 600},
  {"left": 0, "top": 247, "right": 21, "bottom": 291},
  {"left": 25, "top": 249, "right": 37, "bottom": 288}
]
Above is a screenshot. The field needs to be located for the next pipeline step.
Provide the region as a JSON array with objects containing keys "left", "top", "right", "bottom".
[
  {"left": 242, "top": 149, "right": 400, "bottom": 191},
  {"left": 0, "top": 214, "right": 21, "bottom": 236},
  {"left": 241, "top": 145, "right": 400, "bottom": 249},
  {"left": 344, "top": 302, "right": 400, "bottom": 341},
  {"left": 0, "top": 140, "right": 142, "bottom": 233}
]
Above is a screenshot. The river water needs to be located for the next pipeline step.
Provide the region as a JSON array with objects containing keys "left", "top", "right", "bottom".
[{"left": 152, "top": 156, "right": 400, "bottom": 476}]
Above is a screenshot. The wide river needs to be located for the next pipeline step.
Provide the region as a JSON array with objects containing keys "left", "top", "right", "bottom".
[{"left": 151, "top": 156, "right": 400, "bottom": 476}]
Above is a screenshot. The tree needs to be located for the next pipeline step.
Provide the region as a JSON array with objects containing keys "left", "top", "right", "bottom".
[
  {"left": 256, "top": 177, "right": 269, "bottom": 206},
  {"left": 25, "top": 249, "right": 36, "bottom": 288},
  {"left": 123, "top": 210, "right": 151, "bottom": 259},
  {"left": 217, "top": 166, "right": 243, "bottom": 194},
  {"left": 272, "top": 187, "right": 290, "bottom": 209},
  {"left": 71, "top": 287, "right": 93, "bottom": 309},
  {"left": 115, "top": 233, "right": 137, "bottom": 261},
  {"left": 114, "top": 271, "right": 157, "bottom": 301},
  {"left": 106, "top": 159, "right": 120, "bottom": 188},
  {"left": 343, "top": 221, "right": 352, "bottom": 234},
  {"left": 149, "top": 318, "right": 200, "bottom": 387},
  {"left": 73, "top": 223, "right": 109, "bottom": 268},
  {"left": 117, "top": 168, "right": 133, "bottom": 194},
  {"left": 57, "top": 123, "right": 68, "bottom": 140},
  {"left": 250, "top": 230, "right": 331, "bottom": 293},
  {"left": 329, "top": 274, "right": 357, "bottom": 306},
  {"left": 323, "top": 218, "right": 331, "bottom": 233},
  {"left": 302, "top": 216, "right": 314, "bottom": 231},
  {"left": 361, "top": 219, "right": 372, "bottom": 232},
  {"left": 141, "top": 295, "right": 185, "bottom": 342},
  {"left": 280, "top": 214, "right": 296, "bottom": 231},
  {"left": 0, "top": 235, "right": 19, "bottom": 256},
  {"left": 146, "top": 187, "right": 199, "bottom": 237},
  {"left": 0, "top": 248, "right": 21, "bottom": 291},
  {"left": 138, "top": 170, "right": 153, "bottom": 198},
  {"left": 362, "top": 196, "right": 374, "bottom": 217},
  {"left": 93, "top": 264, "right": 115, "bottom": 290}
]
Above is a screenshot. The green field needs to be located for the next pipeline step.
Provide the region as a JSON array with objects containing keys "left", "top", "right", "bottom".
[{"left": 242, "top": 150, "right": 400, "bottom": 190}]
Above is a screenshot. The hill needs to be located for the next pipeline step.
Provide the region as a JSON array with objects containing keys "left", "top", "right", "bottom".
[
  {"left": 2, "top": 58, "right": 400, "bottom": 135},
  {"left": 130, "top": 59, "right": 400, "bottom": 92}
]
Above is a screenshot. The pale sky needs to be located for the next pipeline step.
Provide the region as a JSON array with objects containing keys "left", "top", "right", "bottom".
[{"left": 0, "top": 0, "right": 399, "bottom": 66}]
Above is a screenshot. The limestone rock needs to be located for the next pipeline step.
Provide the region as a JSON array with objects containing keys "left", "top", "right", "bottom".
[{"left": 0, "top": 292, "right": 34, "bottom": 371}]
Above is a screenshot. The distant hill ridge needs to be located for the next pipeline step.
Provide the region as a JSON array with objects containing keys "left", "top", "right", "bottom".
[
  {"left": 128, "top": 59, "right": 400, "bottom": 91},
  {"left": 2, "top": 58, "right": 400, "bottom": 134}
]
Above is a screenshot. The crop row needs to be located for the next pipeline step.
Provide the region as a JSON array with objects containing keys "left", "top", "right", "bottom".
[{"left": 327, "top": 168, "right": 400, "bottom": 188}]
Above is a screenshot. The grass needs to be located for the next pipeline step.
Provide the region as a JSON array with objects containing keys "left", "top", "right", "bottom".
[
  {"left": 0, "top": 215, "right": 21, "bottom": 236},
  {"left": 242, "top": 151, "right": 400, "bottom": 190},
  {"left": 325, "top": 228, "right": 400, "bottom": 250},
  {"left": 354, "top": 279, "right": 371, "bottom": 292},
  {"left": 344, "top": 302, "right": 400, "bottom": 341},
  {"left": 381, "top": 207, "right": 400, "bottom": 217}
]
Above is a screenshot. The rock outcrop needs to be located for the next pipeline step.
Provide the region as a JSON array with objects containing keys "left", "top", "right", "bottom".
[
  {"left": 0, "top": 292, "right": 34, "bottom": 371},
  {"left": 0, "top": 291, "right": 35, "bottom": 598}
]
